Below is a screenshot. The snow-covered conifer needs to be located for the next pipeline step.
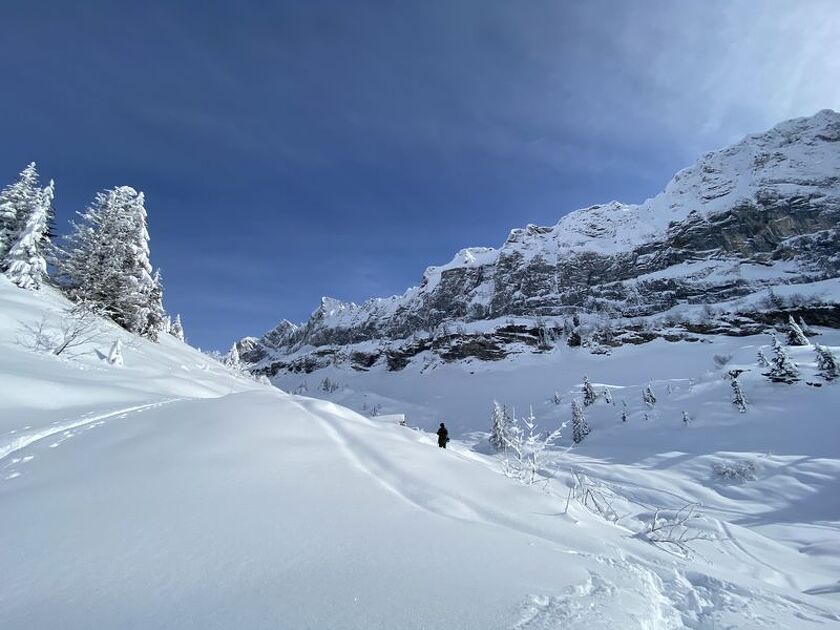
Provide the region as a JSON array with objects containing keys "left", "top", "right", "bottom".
[
  {"left": 604, "top": 387, "right": 613, "bottom": 405},
  {"left": 225, "top": 343, "right": 241, "bottom": 371},
  {"left": 814, "top": 344, "right": 839, "bottom": 381},
  {"left": 757, "top": 349, "right": 769, "bottom": 368},
  {"left": 489, "top": 400, "right": 513, "bottom": 450},
  {"left": 765, "top": 335, "right": 799, "bottom": 383},
  {"left": 643, "top": 384, "right": 657, "bottom": 407},
  {"left": 682, "top": 410, "right": 691, "bottom": 425},
  {"left": 798, "top": 316, "right": 812, "bottom": 336},
  {"left": 170, "top": 314, "right": 185, "bottom": 342},
  {"left": 786, "top": 315, "right": 809, "bottom": 346},
  {"left": 5, "top": 180, "right": 54, "bottom": 289},
  {"left": 582, "top": 375, "right": 597, "bottom": 407},
  {"left": 0, "top": 163, "right": 40, "bottom": 267},
  {"left": 59, "top": 186, "right": 161, "bottom": 338},
  {"left": 621, "top": 400, "right": 628, "bottom": 422},
  {"left": 729, "top": 373, "right": 747, "bottom": 413},
  {"left": 107, "top": 339, "right": 124, "bottom": 366},
  {"left": 571, "top": 399, "right": 590, "bottom": 444}
]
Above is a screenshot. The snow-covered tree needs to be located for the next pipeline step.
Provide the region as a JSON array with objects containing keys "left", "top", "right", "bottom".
[
  {"left": 582, "top": 375, "right": 597, "bottom": 407},
  {"left": 814, "top": 344, "right": 839, "bottom": 382},
  {"left": 571, "top": 399, "right": 590, "bottom": 444},
  {"left": 756, "top": 349, "right": 769, "bottom": 368},
  {"left": 107, "top": 338, "right": 124, "bottom": 366},
  {"left": 0, "top": 163, "right": 40, "bottom": 267},
  {"left": 621, "top": 400, "right": 628, "bottom": 422},
  {"left": 682, "top": 410, "right": 691, "bottom": 425},
  {"left": 140, "top": 269, "right": 166, "bottom": 341},
  {"left": 729, "top": 372, "right": 747, "bottom": 413},
  {"left": 786, "top": 315, "right": 809, "bottom": 347},
  {"left": 489, "top": 400, "right": 513, "bottom": 450},
  {"left": 59, "top": 186, "right": 161, "bottom": 338},
  {"left": 170, "top": 314, "right": 185, "bottom": 342},
  {"left": 765, "top": 335, "right": 799, "bottom": 383},
  {"left": 5, "top": 179, "right": 54, "bottom": 289},
  {"left": 643, "top": 384, "right": 657, "bottom": 407},
  {"left": 500, "top": 407, "right": 562, "bottom": 485},
  {"left": 224, "top": 343, "right": 241, "bottom": 371},
  {"left": 603, "top": 387, "right": 613, "bottom": 405},
  {"left": 798, "top": 316, "right": 812, "bottom": 336}
]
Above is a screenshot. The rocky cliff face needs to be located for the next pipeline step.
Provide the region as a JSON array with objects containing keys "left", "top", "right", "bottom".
[{"left": 242, "top": 110, "right": 840, "bottom": 375}]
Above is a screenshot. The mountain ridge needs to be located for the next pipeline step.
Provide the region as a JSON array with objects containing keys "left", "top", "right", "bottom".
[{"left": 242, "top": 109, "right": 840, "bottom": 374}]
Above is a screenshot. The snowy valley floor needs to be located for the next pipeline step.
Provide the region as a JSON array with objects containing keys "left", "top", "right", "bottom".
[{"left": 2, "top": 279, "right": 840, "bottom": 628}]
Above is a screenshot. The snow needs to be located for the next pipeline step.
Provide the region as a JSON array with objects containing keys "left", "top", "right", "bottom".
[{"left": 2, "top": 277, "right": 840, "bottom": 628}]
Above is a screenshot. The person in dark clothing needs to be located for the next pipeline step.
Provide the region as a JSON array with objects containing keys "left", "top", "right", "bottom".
[{"left": 437, "top": 422, "right": 449, "bottom": 448}]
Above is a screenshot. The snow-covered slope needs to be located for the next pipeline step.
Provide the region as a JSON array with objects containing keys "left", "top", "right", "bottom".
[
  {"left": 243, "top": 109, "right": 840, "bottom": 374},
  {"left": 2, "top": 262, "right": 840, "bottom": 627}
]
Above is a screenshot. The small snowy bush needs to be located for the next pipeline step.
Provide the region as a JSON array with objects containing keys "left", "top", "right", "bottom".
[{"left": 712, "top": 458, "right": 760, "bottom": 482}]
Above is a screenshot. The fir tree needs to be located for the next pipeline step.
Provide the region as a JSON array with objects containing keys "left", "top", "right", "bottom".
[
  {"left": 582, "top": 375, "right": 597, "bottom": 407},
  {"left": 225, "top": 343, "right": 241, "bottom": 371},
  {"left": 59, "top": 186, "right": 161, "bottom": 338},
  {"left": 798, "top": 316, "right": 812, "bottom": 336},
  {"left": 786, "top": 315, "right": 809, "bottom": 346},
  {"left": 170, "top": 314, "right": 185, "bottom": 342},
  {"left": 5, "top": 180, "right": 54, "bottom": 289},
  {"left": 0, "top": 163, "right": 40, "bottom": 267},
  {"left": 765, "top": 335, "right": 799, "bottom": 383},
  {"left": 643, "top": 384, "right": 657, "bottom": 407},
  {"left": 603, "top": 387, "right": 613, "bottom": 405},
  {"left": 756, "top": 350, "right": 769, "bottom": 368},
  {"left": 571, "top": 399, "right": 590, "bottom": 444},
  {"left": 489, "top": 400, "right": 513, "bottom": 450},
  {"left": 729, "top": 372, "right": 747, "bottom": 413},
  {"left": 814, "top": 344, "right": 839, "bottom": 381}
]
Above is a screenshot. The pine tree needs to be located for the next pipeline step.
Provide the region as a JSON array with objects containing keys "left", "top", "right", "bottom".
[
  {"left": 814, "top": 344, "right": 839, "bottom": 381},
  {"left": 139, "top": 269, "right": 166, "bottom": 341},
  {"left": 643, "top": 384, "right": 657, "bottom": 407},
  {"left": 582, "top": 375, "right": 597, "bottom": 406},
  {"left": 5, "top": 180, "right": 54, "bottom": 289},
  {"left": 604, "top": 387, "right": 613, "bottom": 405},
  {"left": 59, "top": 186, "right": 161, "bottom": 338},
  {"left": 225, "top": 343, "right": 241, "bottom": 371},
  {"left": 0, "top": 163, "right": 41, "bottom": 269},
  {"left": 786, "top": 315, "right": 809, "bottom": 346},
  {"left": 170, "top": 314, "right": 185, "bottom": 342},
  {"left": 571, "top": 399, "right": 591, "bottom": 444},
  {"left": 757, "top": 350, "right": 769, "bottom": 368},
  {"left": 489, "top": 400, "right": 513, "bottom": 450},
  {"left": 765, "top": 335, "right": 799, "bottom": 383},
  {"left": 729, "top": 373, "right": 747, "bottom": 413}
]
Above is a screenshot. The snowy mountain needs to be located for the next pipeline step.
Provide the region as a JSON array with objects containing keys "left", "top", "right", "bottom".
[
  {"left": 243, "top": 110, "right": 840, "bottom": 375},
  {"left": 3, "top": 274, "right": 840, "bottom": 628}
]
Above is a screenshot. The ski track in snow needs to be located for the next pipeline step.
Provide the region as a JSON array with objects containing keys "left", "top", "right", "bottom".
[{"left": 0, "top": 399, "right": 180, "bottom": 474}]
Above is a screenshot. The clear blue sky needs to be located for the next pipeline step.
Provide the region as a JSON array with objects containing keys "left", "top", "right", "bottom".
[{"left": 1, "top": 1, "right": 837, "bottom": 349}]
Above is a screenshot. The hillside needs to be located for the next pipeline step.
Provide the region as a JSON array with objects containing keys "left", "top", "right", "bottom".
[
  {"left": 242, "top": 109, "right": 840, "bottom": 375},
  {"left": 3, "top": 266, "right": 840, "bottom": 628}
]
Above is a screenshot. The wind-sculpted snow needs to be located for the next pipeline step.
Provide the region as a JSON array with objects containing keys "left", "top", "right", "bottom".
[{"left": 243, "top": 110, "right": 840, "bottom": 372}]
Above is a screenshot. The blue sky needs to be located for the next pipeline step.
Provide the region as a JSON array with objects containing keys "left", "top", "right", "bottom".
[{"left": 1, "top": 1, "right": 838, "bottom": 349}]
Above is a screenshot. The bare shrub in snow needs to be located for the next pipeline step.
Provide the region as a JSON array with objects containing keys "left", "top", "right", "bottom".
[
  {"left": 501, "top": 408, "right": 563, "bottom": 486},
  {"left": 639, "top": 503, "right": 709, "bottom": 556},
  {"left": 19, "top": 304, "right": 101, "bottom": 358},
  {"left": 712, "top": 458, "right": 760, "bottom": 482},
  {"left": 814, "top": 344, "right": 839, "bottom": 382},
  {"left": 567, "top": 469, "right": 619, "bottom": 523}
]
